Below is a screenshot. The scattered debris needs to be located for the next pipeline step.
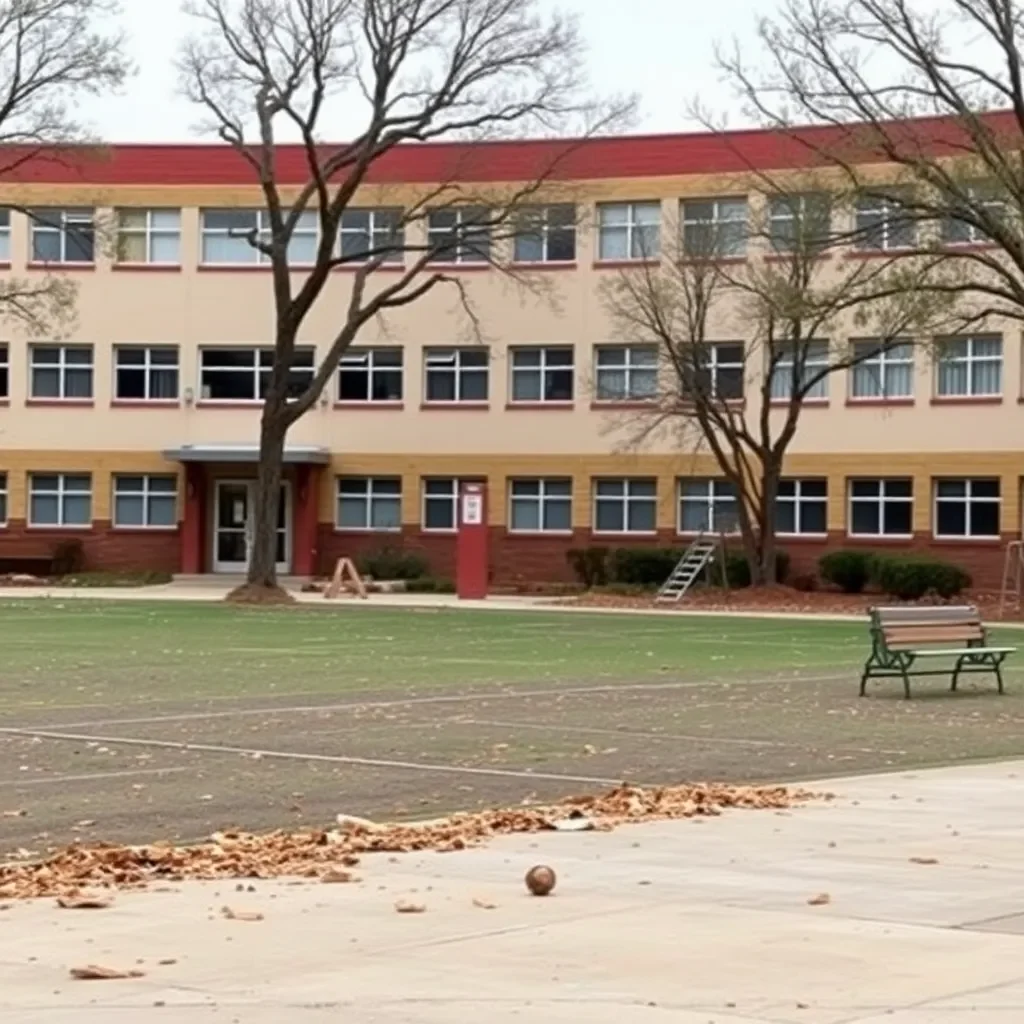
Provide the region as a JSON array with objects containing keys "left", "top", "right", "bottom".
[
  {"left": 472, "top": 897, "right": 498, "bottom": 910},
  {"left": 2, "top": 810, "right": 26, "bottom": 818},
  {"left": 69, "top": 965, "right": 144, "bottom": 981},
  {"left": 525, "top": 865, "right": 557, "bottom": 896},
  {"left": 220, "top": 906, "right": 263, "bottom": 922},
  {"left": 56, "top": 893, "right": 112, "bottom": 910},
  {"left": 320, "top": 869, "right": 357, "bottom": 884},
  {"left": 909, "top": 857, "right": 939, "bottom": 865},
  {"left": 394, "top": 900, "right": 426, "bottom": 914},
  {"left": 157, "top": 959, "right": 177, "bottom": 966},
  {"left": 807, "top": 893, "right": 831, "bottom": 906},
  {"left": 549, "top": 808, "right": 596, "bottom": 832}
]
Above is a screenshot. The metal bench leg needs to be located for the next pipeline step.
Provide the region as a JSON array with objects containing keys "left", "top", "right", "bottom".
[
  {"left": 951, "top": 658, "right": 963, "bottom": 692},
  {"left": 859, "top": 664, "right": 871, "bottom": 697},
  {"left": 995, "top": 658, "right": 1005, "bottom": 695}
]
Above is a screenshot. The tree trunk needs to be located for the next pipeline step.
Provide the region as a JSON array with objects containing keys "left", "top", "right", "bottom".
[
  {"left": 246, "top": 408, "right": 287, "bottom": 591},
  {"left": 757, "top": 458, "right": 782, "bottom": 586}
]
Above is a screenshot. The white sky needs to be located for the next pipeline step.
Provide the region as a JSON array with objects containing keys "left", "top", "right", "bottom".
[{"left": 83, "top": 0, "right": 777, "bottom": 142}]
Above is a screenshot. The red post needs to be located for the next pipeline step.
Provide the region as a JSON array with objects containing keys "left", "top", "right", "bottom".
[
  {"left": 293, "top": 464, "right": 321, "bottom": 578},
  {"left": 180, "top": 463, "right": 205, "bottom": 574},
  {"left": 456, "top": 481, "right": 488, "bottom": 600}
]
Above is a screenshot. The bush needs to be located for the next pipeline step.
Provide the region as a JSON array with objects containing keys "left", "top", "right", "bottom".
[
  {"left": 608, "top": 547, "right": 682, "bottom": 586},
  {"left": 51, "top": 538, "right": 85, "bottom": 576},
  {"left": 720, "top": 550, "right": 791, "bottom": 588},
  {"left": 566, "top": 547, "right": 609, "bottom": 588},
  {"left": 404, "top": 576, "right": 455, "bottom": 594},
  {"left": 356, "top": 546, "right": 429, "bottom": 581},
  {"left": 819, "top": 550, "right": 875, "bottom": 594},
  {"left": 59, "top": 570, "right": 172, "bottom": 588},
  {"left": 873, "top": 556, "right": 971, "bottom": 600}
]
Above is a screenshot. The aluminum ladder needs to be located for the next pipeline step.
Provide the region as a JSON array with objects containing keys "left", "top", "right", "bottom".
[
  {"left": 655, "top": 534, "right": 720, "bottom": 603},
  {"left": 998, "top": 539, "right": 1024, "bottom": 618}
]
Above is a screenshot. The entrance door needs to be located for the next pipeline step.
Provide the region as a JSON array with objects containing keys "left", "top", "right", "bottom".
[{"left": 213, "top": 481, "right": 290, "bottom": 574}]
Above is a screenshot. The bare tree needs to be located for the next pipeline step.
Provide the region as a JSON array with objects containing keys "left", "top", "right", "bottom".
[
  {"left": 602, "top": 180, "right": 949, "bottom": 584},
  {"left": 179, "top": 0, "right": 629, "bottom": 599},
  {"left": 0, "top": 0, "right": 128, "bottom": 335}
]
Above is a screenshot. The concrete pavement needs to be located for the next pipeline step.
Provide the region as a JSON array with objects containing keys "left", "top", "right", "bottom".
[{"left": 5, "top": 761, "right": 1024, "bottom": 1021}]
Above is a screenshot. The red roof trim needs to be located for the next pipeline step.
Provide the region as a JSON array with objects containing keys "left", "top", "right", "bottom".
[{"left": 0, "top": 113, "right": 1016, "bottom": 186}]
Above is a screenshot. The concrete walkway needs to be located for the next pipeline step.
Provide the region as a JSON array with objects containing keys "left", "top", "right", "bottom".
[{"left": 5, "top": 761, "right": 1024, "bottom": 1022}]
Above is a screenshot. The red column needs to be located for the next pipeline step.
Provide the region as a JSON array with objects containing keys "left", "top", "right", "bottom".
[
  {"left": 293, "top": 464, "right": 321, "bottom": 578},
  {"left": 456, "top": 482, "right": 488, "bottom": 600},
  {"left": 181, "top": 463, "right": 206, "bottom": 574}
]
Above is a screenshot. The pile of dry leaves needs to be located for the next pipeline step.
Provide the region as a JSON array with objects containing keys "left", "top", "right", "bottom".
[{"left": 0, "top": 781, "right": 819, "bottom": 900}]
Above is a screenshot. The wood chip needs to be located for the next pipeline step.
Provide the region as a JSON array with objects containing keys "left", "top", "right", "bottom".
[
  {"left": 394, "top": 900, "right": 426, "bottom": 914},
  {"left": 56, "top": 893, "right": 112, "bottom": 910},
  {"left": 69, "top": 965, "right": 144, "bottom": 980},
  {"left": 909, "top": 857, "right": 939, "bottom": 865},
  {"left": 472, "top": 898, "right": 497, "bottom": 910},
  {"left": 807, "top": 893, "right": 831, "bottom": 906},
  {"left": 220, "top": 905, "right": 263, "bottom": 922},
  {"left": 157, "top": 958, "right": 178, "bottom": 966}
]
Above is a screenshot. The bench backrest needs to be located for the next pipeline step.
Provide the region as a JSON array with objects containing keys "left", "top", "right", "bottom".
[{"left": 871, "top": 605, "right": 983, "bottom": 649}]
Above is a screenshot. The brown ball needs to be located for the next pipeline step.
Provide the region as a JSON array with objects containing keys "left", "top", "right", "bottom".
[{"left": 525, "top": 865, "right": 556, "bottom": 896}]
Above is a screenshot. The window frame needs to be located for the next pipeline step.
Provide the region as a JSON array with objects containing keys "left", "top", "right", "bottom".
[
  {"left": 683, "top": 342, "right": 745, "bottom": 401},
  {"left": 113, "top": 345, "right": 180, "bottom": 402},
  {"left": 769, "top": 340, "right": 830, "bottom": 402},
  {"left": 0, "top": 471, "right": 7, "bottom": 527},
  {"left": 29, "top": 344, "right": 94, "bottom": 401},
  {"left": 29, "top": 207, "right": 95, "bottom": 265},
  {"left": 0, "top": 208, "right": 11, "bottom": 263},
  {"left": 933, "top": 478, "right": 1001, "bottom": 540},
  {"left": 337, "top": 347, "right": 403, "bottom": 404},
  {"left": 593, "top": 344, "right": 659, "bottom": 402},
  {"left": 0, "top": 342, "right": 8, "bottom": 400},
  {"left": 338, "top": 207, "right": 405, "bottom": 265},
  {"left": 335, "top": 476, "right": 403, "bottom": 532},
  {"left": 513, "top": 204, "right": 577, "bottom": 264},
  {"left": 28, "top": 472, "right": 92, "bottom": 529},
  {"left": 935, "top": 334, "right": 1003, "bottom": 398},
  {"left": 776, "top": 478, "right": 828, "bottom": 537},
  {"left": 854, "top": 191, "right": 916, "bottom": 252},
  {"left": 508, "top": 345, "right": 575, "bottom": 404},
  {"left": 849, "top": 340, "right": 915, "bottom": 401},
  {"left": 941, "top": 185, "right": 1006, "bottom": 247},
  {"left": 767, "top": 192, "right": 833, "bottom": 254},
  {"left": 199, "top": 208, "right": 319, "bottom": 266},
  {"left": 846, "top": 478, "right": 914, "bottom": 539},
  {"left": 423, "top": 347, "right": 489, "bottom": 404},
  {"left": 421, "top": 477, "right": 465, "bottom": 533},
  {"left": 115, "top": 208, "right": 182, "bottom": 266},
  {"left": 677, "top": 478, "right": 739, "bottom": 535},
  {"left": 681, "top": 197, "right": 749, "bottom": 258},
  {"left": 426, "top": 207, "right": 491, "bottom": 265},
  {"left": 597, "top": 201, "right": 661, "bottom": 262},
  {"left": 198, "top": 346, "right": 315, "bottom": 403},
  {"left": 508, "top": 478, "right": 573, "bottom": 534},
  {"left": 592, "top": 477, "right": 658, "bottom": 536},
  {"left": 112, "top": 474, "right": 179, "bottom": 530}
]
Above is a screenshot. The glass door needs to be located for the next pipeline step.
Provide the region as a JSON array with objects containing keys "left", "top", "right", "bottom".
[{"left": 213, "top": 481, "right": 291, "bottom": 574}]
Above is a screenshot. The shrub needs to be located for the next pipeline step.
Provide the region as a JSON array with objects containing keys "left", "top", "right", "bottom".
[
  {"left": 720, "top": 550, "right": 791, "bottom": 588},
  {"left": 873, "top": 556, "right": 971, "bottom": 600},
  {"left": 59, "top": 570, "right": 172, "bottom": 588},
  {"left": 404, "top": 576, "right": 456, "bottom": 594},
  {"left": 608, "top": 547, "right": 682, "bottom": 586},
  {"left": 566, "top": 547, "right": 609, "bottom": 588},
  {"left": 819, "top": 550, "right": 875, "bottom": 594},
  {"left": 51, "top": 538, "right": 85, "bottom": 576},
  {"left": 356, "top": 546, "right": 429, "bottom": 581}
]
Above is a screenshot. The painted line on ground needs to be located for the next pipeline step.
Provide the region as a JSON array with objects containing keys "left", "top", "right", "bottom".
[
  {"left": 6, "top": 671, "right": 857, "bottom": 732},
  {"left": 0, "top": 766, "right": 191, "bottom": 787},
  {"left": 0, "top": 727, "right": 626, "bottom": 787}
]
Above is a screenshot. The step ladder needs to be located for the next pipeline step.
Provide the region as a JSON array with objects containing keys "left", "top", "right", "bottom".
[
  {"left": 998, "top": 539, "right": 1024, "bottom": 618},
  {"left": 656, "top": 533, "right": 723, "bottom": 603}
]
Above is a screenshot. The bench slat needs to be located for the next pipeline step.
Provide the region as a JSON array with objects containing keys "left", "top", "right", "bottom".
[
  {"left": 906, "top": 647, "right": 1015, "bottom": 658},
  {"left": 884, "top": 628, "right": 983, "bottom": 645}
]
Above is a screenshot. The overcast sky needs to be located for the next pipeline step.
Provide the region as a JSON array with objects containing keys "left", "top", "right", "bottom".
[{"left": 83, "top": 0, "right": 775, "bottom": 142}]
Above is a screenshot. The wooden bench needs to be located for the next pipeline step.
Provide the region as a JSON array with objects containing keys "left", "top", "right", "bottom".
[{"left": 860, "top": 605, "right": 1016, "bottom": 699}]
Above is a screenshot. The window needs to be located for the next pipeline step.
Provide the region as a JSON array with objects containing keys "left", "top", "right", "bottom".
[
  {"left": 30, "top": 345, "right": 93, "bottom": 400},
  {"left": 776, "top": 479, "right": 827, "bottom": 535},
  {"left": 338, "top": 348, "right": 402, "bottom": 402},
  {"left": 0, "top": 343, "right": 7, "bottom": 399},
  {"left": 936, "top": 335, "right": 1002, "bottom": 397},
  {"left": 29, "top": 473, "right": 91, "bottom": 527},
  {"left": 509, "top": 478, "right": 572, "bottom": 533},
  {"left": 593, "top": 478, "right": 657, "bottom": 534},
  {"left": 0, "top": 208, "right": 10, "bottom": 262},
  {"left": 336, "top": 477, "right": 401, "bottom": 531},
  {"left": 848, "top": 478, "right": 913, "bottom": 537},
  {"left": 427, "top": 208, "right": 490, "bottom": 264},
  {"left": 850, "top": 341, "right": 914, "bottom": 400},
  {"left": 934, "top": 478, "right": 1000, "bottom": 538},
  {"left": 113, "top": 475, "right": 177, "bottom": 528},
  {"left": 30, "top": 208, "right": 94, "bottom": 263},
  {"left": 594, "top": 345, "right": 658, "bottom": 401},
  {"left": 597, "top": 202, "right": 660, "bottom": 261},
  {"left": 422, "top": 478, "right": 465, "bottom": 531},
  {"left": 199, "top": 347, "right": 315, "bottom": 402},
  {"left": 114, "top": 346, "right": 179, "bottom": 401},
  {"left": 513, "top": 204, "right": 576, "bottom": 263},
  {"left": 769, "top": 341, "right": 830, "bottom": 401},
  {"left": 682, "top": 198, "right": 748, "bottom": 257},
  {"left": 682, "top": 342, "right": 744, "bottom": 400},
  {"left": 768, "top": 192, "right": 832, "bottom": 253},
  {"left": 509, "top": 346, "right": 574, "bottom": 403},
  {"left": 339, "top": 208, "right": 404, "bottom": 264},
  {"left": 678, "top": 479, "right": 738, "bottom": 534},
  {"left": 424, "top": 347, "right": 488, "bottom": 403},
  {"left": 0, "top": 472, "right": 6, "bottom": 526},
  {"left": 942, "top": 185, "right": 1006, "bottom": 246},
  {"left": 116, "top": 209, "right": 181, "bottom": 264},
  {"left": 200, "top": 209, "right": 318, "bottom": 265},
  {"left": 854, "top": 192, "right": 915, "bottom": 251}
]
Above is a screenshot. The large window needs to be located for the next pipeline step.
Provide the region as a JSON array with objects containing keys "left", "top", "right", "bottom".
[
  {"left": 682, "top": 342, "right": 744, "bottom": 400},
  {"left": 678, "top": 479, "right": 738, "bottom": 534},
  {"left": 942, "top": 185, "right": 1006, "bottom": 246},
  {"left": 850, "top": 341, "right": 914, "bottom": 400},
  {"left": 422, "top": 477, "right": 469, "bottom": 531},
  {"left": 934, "top": 478, "right": 1000, "bottom": 538},
  {"left": 113, "top": 475, "right": 177, "bottom": 528},
  {"left": 0, "top": 472, "right": 7, "bottom": 526},
  {"left": 336, "top": 477, "right": 401, "bottom": 531},
  {"left": 593, "top": 478, "right": 657, "bottom": 534},
  {"left": 427, "top": 208, "right": 490, "bottom": 264},
  {"left": 681, "top": 197, "right": 748, "bottom": 257},
  {"left": 30, "top": 345, "right": 93, "bottom": 400},
  {"left": 200, "top": 209, "right": 318, "bottom": 265},
  {"left": 776, "top": 479, "right": 827, "bottom": 536},
  {"left": 513, "top": 204, "right": 576, "bottom": 263},
  {"left": 0, "top": 209, "right": 11, "bottom": 262},
  {"left": 770, "top": 341, "right": 830, "bottom": 401},
  {"left": 114, "top": 346, "right": 179, "bottom": 401},
  {"left": 848, "top": 478, "right": 913, "bottom": 537},
  {"left": 509, "top": 346, "right": 574, "bottom": 403},
  {"left": 338, "top": 347, "right": 402, "bottom": 402},
  {"left": 424, "top": 347, "right": 488, "bottom": 403},
  {"left": 0, "top": 343, "right": 7, "bottom": 399},
  {"left": 509, "top": 478, "right": 572, "bottom": 533},
  {"left": 594, "top": 345, "right": 658, "bottom": 401},
  {"left": 30, "top": 208, "right": 94, "bottom": 263},
  {"left": 116, "top": 209, "right": 181, "bottom": 265},
  {"left": 339, "top": 208, "right": 404, "bottom": 263},
  {"left": 29, "top": 473, "right": 91, "bottom": 527},
  {"left": 597, "top": 202, "right": 660, "bottom": 261},
  {"left": 936, "top": 335, "right": 1002, "bottom": 397},
  {"left": 199, "top": 347, "right": 315, "bottom": 402},
  {"left": 768, "top": 192, "right": 832, "bottom": 253},
  {"left": 854, "top": 192, "right": 915, "bottom": 251}
]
